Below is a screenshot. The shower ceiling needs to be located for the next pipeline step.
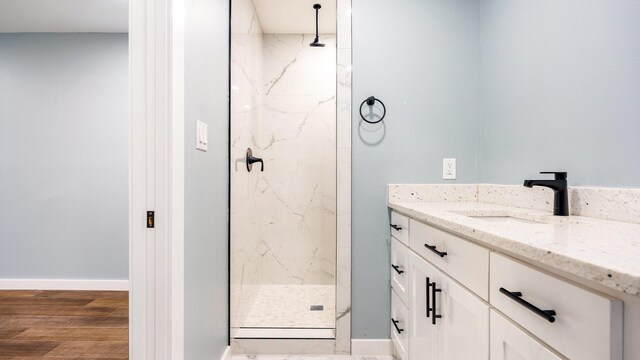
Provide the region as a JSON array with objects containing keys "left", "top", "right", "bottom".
[{"left": 252, "top": 0, "right": 336, "bottom": 34}]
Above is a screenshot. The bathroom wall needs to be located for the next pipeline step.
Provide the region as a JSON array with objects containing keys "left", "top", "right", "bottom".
[
  {"left": 0, "top": 33, "right": 128, "bottom": 280},
  {"left": 183, "top": 0, "right": 230, "bottom": 357},
  {"left": 351, "top": 0, "right": 481, "bottom": 338},
  {"left": 479, "top": 0, "right": 640, "bottom": 187}
]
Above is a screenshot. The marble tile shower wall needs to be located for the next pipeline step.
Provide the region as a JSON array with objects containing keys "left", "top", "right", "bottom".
[
  {"left": 257, "top": 34, "right": 337, "bottom": 285},
  {"left": 231, "top": 0, "right": 338, "bottom": 330},
  {"left": 230, "top": 0, "right": 265, "bottom": 329}
]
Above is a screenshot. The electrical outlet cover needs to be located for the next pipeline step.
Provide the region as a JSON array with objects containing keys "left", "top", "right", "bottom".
[
  {"left": 443, "top": 158, "right": 456, "bottom": 180},
  {"left": 196, "top": 120, "right": 208, "bottom": 151}
]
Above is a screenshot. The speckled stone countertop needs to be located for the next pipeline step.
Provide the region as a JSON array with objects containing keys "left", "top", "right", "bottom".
[{"left": 388, "top": 200, "right": 640, "bottom": 296}]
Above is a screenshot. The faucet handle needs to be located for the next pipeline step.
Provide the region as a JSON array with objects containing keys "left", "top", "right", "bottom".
[{"left": 540, "top": 171, "right": 567, "bottom": 180}]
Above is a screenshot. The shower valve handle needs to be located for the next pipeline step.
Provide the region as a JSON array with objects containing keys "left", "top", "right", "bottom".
[{"left": 246, "top": 148, "right": 264, "bottom": 172}]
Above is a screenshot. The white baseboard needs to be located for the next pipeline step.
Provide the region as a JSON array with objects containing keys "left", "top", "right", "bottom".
[
  {"left": 351, "top": 339, "right": 394, "bottom": 356},
  {"left": 0, "top": 279, "right": 129, "bottom": 291},
  {"left": 220, "top": 346, "right": 231, "bottom": 360}
]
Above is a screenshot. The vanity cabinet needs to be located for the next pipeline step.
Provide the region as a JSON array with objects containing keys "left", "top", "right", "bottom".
[{"left": 389, "top": 210, "right": 623, "bottom": 360}]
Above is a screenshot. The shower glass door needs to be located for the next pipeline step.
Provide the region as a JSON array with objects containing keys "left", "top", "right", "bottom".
[{"left": 230, "top": 0, "right": 337, "bottom": 339}]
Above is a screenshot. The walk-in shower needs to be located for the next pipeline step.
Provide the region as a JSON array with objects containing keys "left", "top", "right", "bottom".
[{"left": 230, "top": 0, "right": 338, "bottom": 341}]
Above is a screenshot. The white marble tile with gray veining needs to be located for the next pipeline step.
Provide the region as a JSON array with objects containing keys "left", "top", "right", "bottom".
[{"left": 335, "top": 0, "right": 353, "bottom": 352}]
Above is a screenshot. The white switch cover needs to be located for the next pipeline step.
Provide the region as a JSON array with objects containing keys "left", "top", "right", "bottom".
[
  {"left": 443, "top": 158, "right": 456, "bottom": 180},
  {"left": 196, "top": 120, "right": 208, "bottom": 151}
]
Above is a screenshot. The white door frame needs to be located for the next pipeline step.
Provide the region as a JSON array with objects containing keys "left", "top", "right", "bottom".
[{"left": 129, "top": 0, "right": 185, "bottom": 358}]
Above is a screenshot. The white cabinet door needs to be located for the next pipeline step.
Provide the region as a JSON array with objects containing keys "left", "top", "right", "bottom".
[
  {"left": 490, "top": 310, "right": 564, "bottom": 360},
  {"left": 409, "top": 253, "right": 439, "bottom": 360},
  {"left": 438, "top": 271, "right": 489, "bottom": 360}
]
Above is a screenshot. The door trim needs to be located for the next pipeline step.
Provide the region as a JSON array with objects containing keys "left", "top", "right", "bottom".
[{"left": 129, "top": 0, "right": 185, "bottom": 358}]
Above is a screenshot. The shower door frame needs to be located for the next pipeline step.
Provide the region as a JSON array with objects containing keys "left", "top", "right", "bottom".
[{"left": 227, "top": 0, "right": 353, "bottom": 354}]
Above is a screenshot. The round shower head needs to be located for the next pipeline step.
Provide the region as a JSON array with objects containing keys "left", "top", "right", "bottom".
[{"left": 310, "top": 36, "right": 325, "bottom": 47}]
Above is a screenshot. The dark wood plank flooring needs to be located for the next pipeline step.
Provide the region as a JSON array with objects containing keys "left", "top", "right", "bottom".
[{"left": 0, "top": 290, "right": 128, "bottom": 359}]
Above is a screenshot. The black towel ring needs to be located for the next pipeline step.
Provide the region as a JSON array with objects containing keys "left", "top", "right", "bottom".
[{"left": 359, "top": 96, "right": 386, "bottom": 124}]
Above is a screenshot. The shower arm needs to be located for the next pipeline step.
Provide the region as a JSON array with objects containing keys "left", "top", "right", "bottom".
[
  {"left": 315, "top": 7, "right": 319, "bottom": 38},
  {"left": 310, "top": 4, "right": 325, "bottom": 47}
]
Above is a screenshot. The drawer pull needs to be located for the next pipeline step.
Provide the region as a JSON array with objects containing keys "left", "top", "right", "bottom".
[
  {"left": 430, "top": 280, "right": 442, "bottom": 325},
  {"left": 391, "top": 264, "right": 404, "bottom": 275},
  {"left": 424, "top": 244, "right": 448, "bottom": 257},
  {"left": 390, "top": 224, "right": 403, "bottom": 231},
  {"left": 499, "top": 287, "right": 557, "bottom": 323},
  {"left": 391, "top": 318, "right": 404, "bottom": 334},
  {"left": 426, "top": 277, "right": 431, "bottom": 317}
]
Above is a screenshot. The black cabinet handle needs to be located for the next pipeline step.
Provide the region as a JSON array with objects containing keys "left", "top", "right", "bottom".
[
  {"left": 390, "top": 224, "right": 403, "bottom": 231},
  {"left": 430, "top": 280, "right": 442, "bottom": 325},
  {"left": 391, "top": 318, "right": 404, "bottom": 334},
  {"left": 391, "top": 264, "right": 404, "bottom": 275},
  {"left": 499, "top": 287, "right": 557, "bottom": 323},
  {"left": 424, "top": 244, "right": 448, "bottom": 257},
  {"left": 426, "top": 277, "right": 431, "bottom": 318}
]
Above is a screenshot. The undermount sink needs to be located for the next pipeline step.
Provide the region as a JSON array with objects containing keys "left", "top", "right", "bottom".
[{"left": 468, "top": 216, "right": 543, "bottom": 225}]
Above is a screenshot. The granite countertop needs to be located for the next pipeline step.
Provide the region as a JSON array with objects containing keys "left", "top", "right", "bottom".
[{"left": 388, "top": 200, "right": 640, "bottom": 296}]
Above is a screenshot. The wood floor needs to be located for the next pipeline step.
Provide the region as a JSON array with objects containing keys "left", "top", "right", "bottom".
[{"left": 0, "top": 290, "right": 128, "bottom": 359}]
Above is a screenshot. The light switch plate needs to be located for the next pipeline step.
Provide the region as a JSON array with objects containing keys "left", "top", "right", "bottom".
[
  {"left": 196, "top": 120, "right": 208, "bottom": 151},
  {"left": 443, "top": 158, "right": 456, "bottom": 180}
]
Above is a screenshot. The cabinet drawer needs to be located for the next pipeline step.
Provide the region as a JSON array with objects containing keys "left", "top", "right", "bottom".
[
  {"left": 390, "top": 211, "right": 409, "bottom": 246},
  {"left": 490, "top": 310, "right": 563, "bottom": 360},
  {"left": 391, "top": 238, "right": 410, "bottom": 306},
  {"left": 409, "top": 219, "right": 489, "bottom": 300},
  {"left": 391, "top": 290, "right": 410, "bottom": 360},
  {"left": 490, "top": 253, "right": 622, "bottom": 360}
]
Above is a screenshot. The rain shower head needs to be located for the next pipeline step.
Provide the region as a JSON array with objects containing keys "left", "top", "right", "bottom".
[
  {"left": 310, "top": 3, "right": 325, "bottom": 47},
  {"left": 310, "top": 37, "right": 325, "bottom": 47}
]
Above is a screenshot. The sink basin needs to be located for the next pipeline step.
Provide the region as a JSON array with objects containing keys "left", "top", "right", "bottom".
[{"left": 468, "top": 216, "right": 543, "bottom": 225}]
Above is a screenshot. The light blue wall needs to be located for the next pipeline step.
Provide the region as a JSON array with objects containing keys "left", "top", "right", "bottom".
[
  {"left": 183, "top": 0, "right": 230, "bottom": 357},
  {"left": 479, "top": 0, "right": 640, "bottom": 186},
  {"left": 0, "top": 33, "right": 128, "bottom": 280},
  {"left": 352, "top": 0, "right": 481, "bottom": 338}
]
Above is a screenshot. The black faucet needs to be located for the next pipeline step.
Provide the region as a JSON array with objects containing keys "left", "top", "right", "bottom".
[{"left": 523, "top": 172, "right": 569, "bottom": 216}]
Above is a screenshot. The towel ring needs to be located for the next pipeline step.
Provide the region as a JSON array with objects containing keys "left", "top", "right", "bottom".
[{"left": 359, "top": 96, "right": 386, "bottom": 124}]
